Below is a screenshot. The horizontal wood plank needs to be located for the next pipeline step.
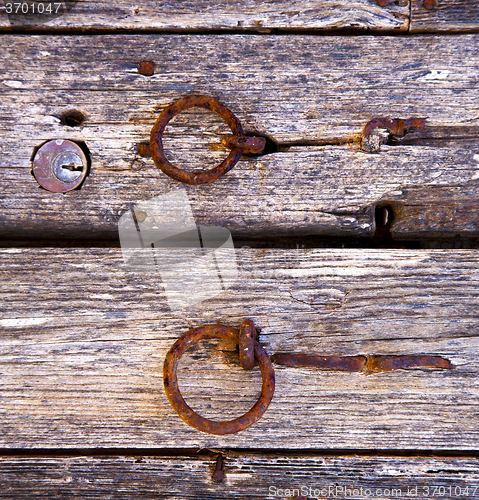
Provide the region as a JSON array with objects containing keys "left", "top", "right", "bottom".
[
  {"left": 1, "top": 454, "right": 479, "bottom": 499},
  {"left": 1, "top": 35, "right": 478, "bottom": 240},
  {"left": 0, "top": 0, "right": 409, "bottom": 31},
  {"left": 388, "top": 181, "right": 479, "bottom": 241},
  {"left": 2, "top": 142, "right": 479, "bottom": 241},
  {"left": 2, "top": 35, "right": 476, "bottom": 147},
  {"left": 411, "top": 0, "right": 479, "bottom": 33},
  {"left": 1, "top": 248, "right": 479, "bottom": 449}
]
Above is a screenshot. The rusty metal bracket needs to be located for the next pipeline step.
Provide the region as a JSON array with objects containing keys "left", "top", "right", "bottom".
[
  {"left": 150, "top": 95, "right": 266, "bottom": 185},
  {"left": 362, "top": 117, "right": 426, "bottom": 153},
  {"left": 163, "top": 321, "right": 275, "bottom": 435}
]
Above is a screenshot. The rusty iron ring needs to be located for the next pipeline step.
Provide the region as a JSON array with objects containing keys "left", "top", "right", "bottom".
[
  {"left": 150, "top": 95, "right": 245, "bottom": 185},
  {"left": 163, "top": 324, "right": 275, "bottom": 435}
]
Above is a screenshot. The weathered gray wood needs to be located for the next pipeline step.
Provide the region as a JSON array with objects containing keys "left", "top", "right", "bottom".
[
  {"left": 2, "top": 35, "right": 476, "bottom": 146},
  {"left": 386, "top": 181, "right": 479, "bottom": 241},
  {"left": 1, "top": 248, "right": 479, "bottom": 449},
  {"left": 1, "top": 35, "right": 478, "bottom": 240},
  {"left": 411, "top": 0, "right": 479, "bottom": 32},
  {"left": 1, "top": 454, "right": 479, "bottom": 499},
  {"left": 0, "top": 0, "right": 409, "bottom": 31},
  {"left": 2, "top": 142, "right": 479, "bottom": 241}
]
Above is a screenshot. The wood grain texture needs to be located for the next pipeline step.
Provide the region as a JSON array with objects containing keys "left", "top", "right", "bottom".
[
  {"left": 1, "top": 35, "right": 478, "bottom": 240},
  {"left": 3, "top": 142, "right": 479, "bottom": 241},
  {"left": 1, "top": 454, "right": 479, "bottom": 499},
  {"left": 410, "top": 0, "right": 479, "bottom": 33},
  {"left": 0, "top": 0, "right": 409, "bottom": 31},
  {"left": 1, "top": 248, "right": 479, "bottom": 449},
  {"left": 388, "top": 181, "right": 479, "bottom": 240}
]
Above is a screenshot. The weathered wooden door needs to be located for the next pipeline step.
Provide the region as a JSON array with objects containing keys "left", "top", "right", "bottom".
[{"left": 1, "top": 1, "right": 479, "bottom": 498}]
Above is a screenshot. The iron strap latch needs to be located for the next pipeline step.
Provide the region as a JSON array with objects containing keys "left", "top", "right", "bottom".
[{"left": 164, "top": 319, "right": 451, "bottom": 435}]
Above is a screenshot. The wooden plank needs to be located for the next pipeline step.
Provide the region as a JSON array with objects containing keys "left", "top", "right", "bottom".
[
  {"left": 1, "top": 35, "right": 478, "bottom": 240},
  {"left": 411, "top": 0, "right": 479, "bottom": 33},
  {"left": 2, "top": 142, "right": 479, "bottom": 241},
  {"left": 1, "top": 248, "right": 479, "bottom": 449},
  {"left": 0, "top": 0, "right": 409, "bottom": 31},
  {"left": 2, "top": 35, "right": 476, "bottom": 147},
  {"left": 1, "top": 454, "right": 479, "bottom": 499},
  {"left": 387, "top": 181, "right": 479, "bottom": 241}
]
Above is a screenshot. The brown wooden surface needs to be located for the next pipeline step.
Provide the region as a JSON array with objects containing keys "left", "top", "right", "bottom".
[
  {"left": 1, "top": 453, "right": 479, "bottom": 499},
  {"left": 411, "top": 0, "right": 479, "bottom": 32},
  {"left": 1, "top": 2, "right": 479, "bottom": 497},
  {"left": 0, "top": 0, "right": 409, "bottom": 31},
  {"left": 1, "top": 248, "right": 478, "bottom": 449},
  {"left": 3, "top": 0, "right": 478, "bottom": 33},
  {"left": 1, "top": 35, "right": 478, "bottom": 241}
]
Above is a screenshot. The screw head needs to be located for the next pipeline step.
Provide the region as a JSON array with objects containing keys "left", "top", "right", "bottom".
[{"left": 32, "top": 139, "right": 88, "bottom": 193}]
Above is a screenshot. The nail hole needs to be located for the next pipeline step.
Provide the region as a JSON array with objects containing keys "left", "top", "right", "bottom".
[
  {"left": 60, "top": 109, "right": 86, "bottom": 127},
  {"left": 244, "top": 132, "right": 278, "bottom": 156}
]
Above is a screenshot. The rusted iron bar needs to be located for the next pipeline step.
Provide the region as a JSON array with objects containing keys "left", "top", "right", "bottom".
[
  {"left": 272, "top": 353, "right": 452, "bottom": 372},
  {"left": 239, "top": 319, "right": 258, "bottom": 370},
  {"left": 367, "top": 354, "right": 451, "bottom": 371}
]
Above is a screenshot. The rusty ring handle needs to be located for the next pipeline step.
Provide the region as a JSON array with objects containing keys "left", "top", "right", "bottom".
[
  {"left": 163, "top": 323, "right": 275, "bottom": 435},
  {"left": 150, "top": 95, "right": 246, "bottom": 185}
]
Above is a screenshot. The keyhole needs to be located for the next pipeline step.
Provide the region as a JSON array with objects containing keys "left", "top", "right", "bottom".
[
  {"left": 375, "top": 205, "right": 394, "bottom": 228},
  {"left": 61, "top": 162, "right": 83, "bottom": 171}
]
